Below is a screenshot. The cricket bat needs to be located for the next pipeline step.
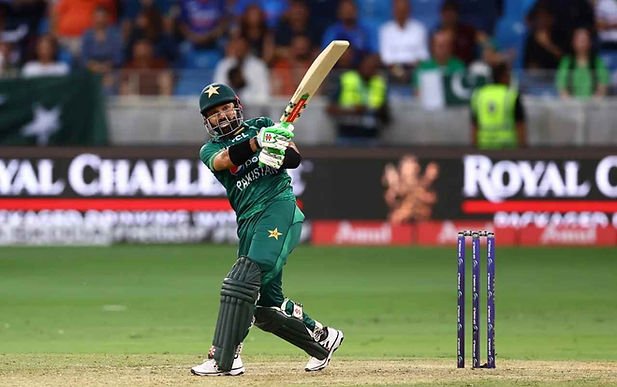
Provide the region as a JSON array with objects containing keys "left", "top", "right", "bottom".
[{"left": 279, "top": 40, "right": 349, "bottom": 123}]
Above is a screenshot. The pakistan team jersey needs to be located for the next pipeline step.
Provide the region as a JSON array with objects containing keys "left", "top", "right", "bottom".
[{"left": 199, "top": 117, "right": 296, "bottom": 221}]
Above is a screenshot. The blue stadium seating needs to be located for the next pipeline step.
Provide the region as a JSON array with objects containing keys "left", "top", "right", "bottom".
[
  {"left": 174, "top": 69, "right": 213, "bottom": 96},
  {"left": 494, "top": 17, "right": 527, "bottom": 69},
  {"left": 520, "top": 83, "right": 558, "bottom": 97},
  {"left": 357, "top": 0, "right": 392, "bottom": 27},
  {"left": 494, "top": 0, "right": 538, "bottom": 69},
  {"left": 38, "top": 17, "right": 50, "bottom": 34},
  {"left": 503, "top": 0, "right": 537, "bottom": 22},
  {"left": 599, "top": 51, "right": 617, "bottom": 72},
  {"left": 178, "top": 48, "right": 222, "bottom": 70},
  {"left": 517, "top": 68, "right": 558, "bottom": 97},
  {"left": 411, "top": 0, "right": 440, "bottom": 31}
]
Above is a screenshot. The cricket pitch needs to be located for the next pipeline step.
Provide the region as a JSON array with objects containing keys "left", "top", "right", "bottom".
[{"left": 1, "top": 355, "right": 617, "bottom": 386}]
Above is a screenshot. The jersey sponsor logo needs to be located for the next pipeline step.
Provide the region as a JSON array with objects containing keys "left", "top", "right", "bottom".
[
  {"left": 229, "top": 155, "right": 259, "bottom": 176},
  {"left": 230, "top": 132, "right": 249, "bottom": 144},
  {"left": 229, "top": 164, "right": 243, "bottom": 176}
]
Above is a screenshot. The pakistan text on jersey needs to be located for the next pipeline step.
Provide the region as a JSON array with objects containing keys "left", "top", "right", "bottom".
[{"left": 235, "top": 165, "right": 278, "bottom": 191}]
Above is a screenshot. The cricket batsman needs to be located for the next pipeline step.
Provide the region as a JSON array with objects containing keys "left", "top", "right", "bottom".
[{"left": 190, "top": 83, "right": 344, "bottom": 376}]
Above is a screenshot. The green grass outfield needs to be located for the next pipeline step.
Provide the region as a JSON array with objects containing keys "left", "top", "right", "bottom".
[{"left": 1, "top": 245, "right": 615, "bottom": 362}]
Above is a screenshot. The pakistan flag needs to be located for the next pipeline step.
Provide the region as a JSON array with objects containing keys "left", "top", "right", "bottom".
[
  {"left": 0, "top": 71, "right": 108, "bottom": 145},
  {"left": 415, "top": 60, "right": 490, "bottom": 109}
]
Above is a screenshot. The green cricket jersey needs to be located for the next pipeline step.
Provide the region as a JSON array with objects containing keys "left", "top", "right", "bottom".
[{"left": 199, "top": 117, "right": 295, "bottom": 221}]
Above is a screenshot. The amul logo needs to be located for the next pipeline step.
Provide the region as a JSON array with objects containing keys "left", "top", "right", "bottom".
[
  {"left": 540, "top": 226, "right": 597, "bottom": 244},
  {"left": 334, "top": 222, "right": 392, "bottom": 244}
]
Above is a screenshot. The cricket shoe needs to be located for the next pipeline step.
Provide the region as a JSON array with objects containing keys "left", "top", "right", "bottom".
[
  {"left": 305, "top": 327, "right": 344, "bottom": 372},
  {"left": 190, "top": 355, "right": 244, "bottom": 376}
]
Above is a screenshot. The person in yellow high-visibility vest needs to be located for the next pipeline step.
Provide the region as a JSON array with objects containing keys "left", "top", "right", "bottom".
[
  {"left": 327, "top": 53, "right": 390, "bottom": 145},
  {"left": 470, "top": 63, "right": 526, "bottom": 148}
]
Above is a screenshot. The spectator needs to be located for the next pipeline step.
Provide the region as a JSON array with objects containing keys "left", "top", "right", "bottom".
[
  {"left": 274, "top": 0, "right": 319, "bottom": 60},
  {"left": 413, "top": 29, "right": 465, "bottom": 108},
  {"left": 435, "top": 1, "right": 509, "bottom": 68},
  {"left": 477, "top": 32, "right": 514, "bottom": 68},
  {"left": 0, "top": 3, "right": 31, "bottom": 66},
  {"left": 51, "top": 0, "right": 116, "bottom": 57},
  {"left": 121, "top": 0, "right": 172, "bottom": 19},
  {"left": 595, "top": 0, "right": 617, "bottom": 51},
  {"left": 530, "top": 0, "right": 594, "bottom": 54},
  {"left": 6, "top": 0, "right": 48, "bottom": 64},
  {"left": 22, "top": 34, "right": 70, "bottom": 78},
  {"left": 10, "top": 0, "right": 47, "bottom": 33},
  {"left": 177, "top": 0, "right": 228, "bottom": 52},
  {"left": 0, "top": 41, "right": 19, "bottom": 76},
  {"left": 323, "top": 43, "right": 357, "bottom": 97},
  {"left": 120, "top": 38, "right": 173, "bottom": 95},
  {"left": 320, "top": 43, "right": 358, "bottom": 98},
  {"left": 378, "top": 0, "right": 429, "bottom": 84},
  {"left": 356, "top": 0, "right": 391, "bottom": 29},
  {"left": 120, "top": 0, "right": 172, "bottom": 39},
  {"left": 435, "top": 0, "right": 477, "bottom": 65},
  {"left": 231, "top": 0, "right": 289, "bottom": 29},
  {"left": 306, "top": 0, "right": 340, "bottom": 43},
  {"left": 321, "top": 0, "right": 376, "bottom": 60},
  {"left": 327, "top": 53, "right": 389, "bottom": 146},
  {"left": 236, "top": 3, "right": 274, "bottom": 63},
  {"left": 213, "top": 35, "right": 270, "bottom": 104},
  {"left": 470, "top": 63, "right": 526, "bottom": 149},
  {"left": 271, "top": 34, "right": 313, "bottom": 95},
  {"left": 81, "top": 6, "right": 123, "bottom": 92},
  {"left": 523, "top": 4, "right": 562, "bottom": 70},
  {"left": 125, "top": 4, "right": 177, "bottom": 63},
  {"left": 556, "top": 27, "right": 609, "bottom": 100},
  {"left": 322, "top": 43, "right": 357, "bottom": 98},
  {"left": 450, "top": 0, "right": 503, "bottom": 35}
]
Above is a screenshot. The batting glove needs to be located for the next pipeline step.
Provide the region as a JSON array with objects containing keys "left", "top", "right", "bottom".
[
  {"left": 258, "top": 148, "right": 285, "bottom": 169},
  {"left": 276, "top": 122, "right": 295, "bottom": 134},
  {"left": 256, "top": 125, "right": 294, "bottom": 151}
]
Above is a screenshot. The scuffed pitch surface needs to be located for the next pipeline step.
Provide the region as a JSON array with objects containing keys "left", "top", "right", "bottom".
[{"left": 1, "top": 355, "right": 617, "bottom": 386}]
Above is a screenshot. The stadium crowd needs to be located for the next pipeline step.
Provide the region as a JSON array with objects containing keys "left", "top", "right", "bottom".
[{"left": 0, "top": 0, "right": 613, "bottom": 98}]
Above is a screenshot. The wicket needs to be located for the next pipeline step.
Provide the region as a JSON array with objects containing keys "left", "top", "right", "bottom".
[{"left": 457, "top": 230, "right": 495, "bottom": 369}]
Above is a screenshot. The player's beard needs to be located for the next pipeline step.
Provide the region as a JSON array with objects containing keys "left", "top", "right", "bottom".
[{"left": 205, "top": 107, "right": 244, "bottom": 139}]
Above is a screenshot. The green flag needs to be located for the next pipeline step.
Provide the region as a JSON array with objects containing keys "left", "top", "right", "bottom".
[
  {"left": 0, "top": 71, "right": 108, "bottom": 145},
  {"left": 444, "top": 71, "right": 490, "bottom": 106}
]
